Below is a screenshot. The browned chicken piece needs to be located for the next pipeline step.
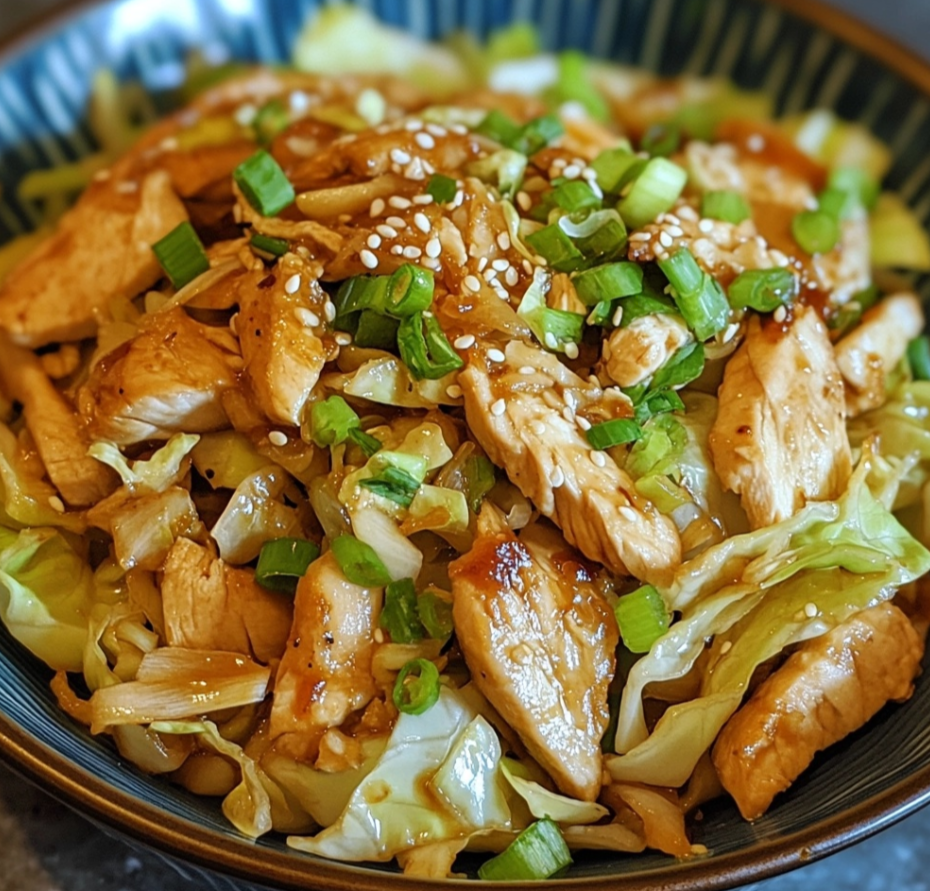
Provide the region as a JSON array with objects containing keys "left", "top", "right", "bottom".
[
  {"left": 835, "top": 292, "right": 924, "bottom": 417},
  {"left": 713, "top": 602, "right": 923, "bottom": 820},
  {"left": 268, "top": 550, "right": 382, "bottom": 762},
  {"left": 0, "top": 171, "right": 188, "bottom": 347},
  {"left": 709, "top": 306, "right": 852, "bottom": 530},
  {"left": 0, "top": 335, "right": 118, "bottom": 507},
  {"left": 602, "top": 314, "right": 692, "bottom": 388},
  {"left": 459, "top": 340, "right": 681, "bottom": 584},
  {"left": 450, "top": 511, "right": 618, "bottom": 801},
  {"left": 161, "top": 538, "right": 293, "bottom": 665},
  {"left": 78, "top": 307, "right": 240, "bottom": 445},
  {"left": 236, "top": 254, "right": 332, "bottom": 426}
]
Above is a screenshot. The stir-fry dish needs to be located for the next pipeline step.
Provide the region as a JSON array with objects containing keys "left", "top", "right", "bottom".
[{"left": 3, "top": 8, "right": 930, "bottom": 880}]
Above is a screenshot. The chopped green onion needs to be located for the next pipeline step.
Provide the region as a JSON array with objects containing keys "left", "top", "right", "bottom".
[
  {"left": 233, "top": 149, "right": 295, "bottom": 217},
  {"left": 151, "top": 222, "right": 210, "bottom": 290},
  {"left": 658, "top": 248, "right": 730, "bottom": 340},
  {"left": 728, "top": 268, "right": 798, "bottom": 312},
  {"left": 651, "top": 341, "right": 705, "bottom": 391},
  {"left": 614, "top": 584, "right": 670, "bottom": 653},
  {"left": 829, "top": 166, "right": 879, "bottom": 212},
  {"left": 310, "top": 396, "right": 359, "bottom": 447},
  {"left": 908, "top": 336, "right": 930, "bottom": 381},
  {"left": 514, "top": 114, "right": 564, "bottom": 155},
  {"left": 418, "top": 588, "right": 454, "bottom": 640},
  {"left": 255, "top": 538, "right": 320, "bottom": 595},
  {"left": 477, "top": 818, "right": 573, "bottom": 881},
  {"left": 353, "top": 310, "right": 399, "bottom": 349},
  {"left": 397, "top": 312, "right": 464, "bottom": 380},
  {"left": 618, "top": 293, "right": 677, "bottom": 327},
  {"left": 617, "top": 157, "right": 688, "bottom": 229},
  {"left": 467, "top": 149, "right": 527, "bottom": 199},
  {"left": 641, "top": 121, "right": 681, "bottom": 157},
  {"left": 545, "top": 50, "right": 609, "bottom": 122},
  {"left": 426, "top": 173, "right": 458, "bottom": 204},
  {"left": 817, "top": 186, "right": 858, "bottom": 222},
  {"left": 336, "top": 264, "right": 435, "bottom": 322},
  {"left": 331, "top": 534, "right": 392, "bottom": 588},
  {"left": 827, "top": 285, "right": 879, "bottom": 334},
  {"left": 464, "top": 455, "right": 497, "bottom": 513},
  {"left": 347, "top": 427, "right": 383, "bottom": 458},
  {"left": 701, "top": 190, "right": 751, "bottom": 224},
  {"left": 359, "top": 465, "right": 422, "bottom": 507},
  {"left": 518, "top": 268, "right": 585, "bottom": 352},
  {"left": 392, "top": 658, "right": 441, "bottom": 715},
  {"left": 586, "top": 299, "right": 619, "bottom": 327},
  {"left": 572, "top": 262, "right": 643, "bottom": 306},
  {"left": 475, "top": 109, "right": 522, "bottom": 146},
  {"left": 631, "top": 389, "right": 685, "bottom": 425},
  {"left": 525, "top": 223, "right": 584, "bottom": 272},
  {"left": 249, "top": 233, "right": 289, "bottom": 258},
  {"left": 590, "top": 146, "right": 641, "bottom": 195},
  {"left": 586, "top": 419, "right": 643, "bottom": 449},
  {"left": 791, "top": 209, "right": 839, "bottom": 255},
  {"left": 380, "top": 578, "right": 424, "bottom": 643},
  {"left": 253, "top": 98, "right": 290, "bottom": 145},
  {"left": 552, "top": 180, "right": 601, "bottom": 213}
]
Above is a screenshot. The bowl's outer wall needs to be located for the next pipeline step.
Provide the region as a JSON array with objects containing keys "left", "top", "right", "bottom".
[{"left": 2, "top": 0, "right": 930, "bottom": 889}]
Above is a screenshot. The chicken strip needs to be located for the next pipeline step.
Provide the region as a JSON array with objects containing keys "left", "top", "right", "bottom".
[
  {"left": 835, "top": 292, "right": 924, "bottom": 417},
  {"left": 602, "top": 314, "right": 692, "bottom": 388},
  {"left": 459, "top": 340, "right": 681, "bottom": 584},
  {"left": 709, "top": 306, "right": 851, "bottom": 530},
  {"left": 450, "top": 512, "right": 618, "bottom": 801},
  {"left": 712, "top": 602, "right": 923, "bottom": 820},
  {"left": 236, "top": 254, "right": 331, "bottom": 426},
  {"left": 161, "top": 538, "right": 293, "bottom": 665},
  {"left": 78, "top": 307, "right": 240, "bottom": 445},
  {"left": 0, "top": 334, "right": 118, "bottom": 507},
  {"left": 0, "top": 170, "right": 188, "bottom": 347},
  {"left": 269, "top": 551, "right": 381, "bottom": 762}
]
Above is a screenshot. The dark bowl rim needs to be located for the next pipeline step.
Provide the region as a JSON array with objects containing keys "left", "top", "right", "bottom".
[{"left": 2, "top": 0, "right": 930, "bottom": 889}]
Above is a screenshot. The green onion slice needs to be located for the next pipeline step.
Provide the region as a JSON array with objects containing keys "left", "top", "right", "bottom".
[
  {"left": 397, "top": 312, "right": 465, "bottom": 380},
  {"left": 253, "top": 98, "right": 290, "bottom": 145},
  {"left": 353, "top": 310, "right": 400, "bottom": 350},
  {"left": 617, "top": 157, "right": 688, "bottom": 229},
  {"left": 631, "top": 388, "right": 686, "bottom": 425},
  {"left": 417, "top": 588, "right": 454, "bottom": 640},
  {"left": 641, "top": 121, "right": 681, "bottom": 157},
  {"left": 515, "top": 114, "right": 564, "bottom": 155},
  {"left": 380, "top": 578, "right": 424, "bottom": 643},
  {"left": 335, "top": 264, "right": 435, "bottom": 322},
  {"left": 614, "top": 584, "right": 670, "bottom": 653},
  {"left": 310, "top": 396, "right": 360, "bottom": 447},
  {"left": 347, "top": 427, "right": 383, "bottom": 458},
  {"left": 586, "top": 418, "right": 643, "bottom": 449},
  {"left": 151, "top": 221, "right": 211, "bottom": 290},
  {"left": 525, "top": 223, "right": 584, "bottom": 272},
  {"left": 477, "top": 818, "right": 573, "bottom": 881},
  {"left": 545, "top": 50, "right": 609, "bottom": 122},
  {"left": 552, "top": 180, "right": 601, "bottom": 213},
  {"left": 255, "top": 538, "right": 320, "bottom": 595},
  {"left": 651, "top": 341, "right": 705, "bottom": 391},
  {"left": 618, "top": 293, "right": 678, "bottom": 327},
  {"left": 475, "top": 109, "right": 522, "bottom": 146},
  {"left": 791, "top": 209, "right": 840, "bottom": 255},
  {"left": 908, "top": 336, "right": 930, "bottom": 381},
  {"left": 249, "top": 233, "right": 289, "bottom": 258},
  {"left": 331, "top": 534, "right": 392, "bottom": 588},
  {"left": 233, "top": 149, "right": 296, "bottom": 217},
  {"left": 658, "top": 248, "right": 730, "bottom": 340},
  {"left": 464, "top": 455, "right": 497, "bottom": 513},
  {"left": 828, "top": 166, "right": 879, "bottom": 212},
  {"left": 359, "top": 465, "right": 422, "bottom": 507},
  {"left": 572, "top": 262, "right": 643, "bottom": 306},
  {"left": 590, "top": 145, "right": 641, "bottom": 195},
  {"left": 426, "top": 173, "right": 458, "bottom": 204},
  {"left": 392, "top": 658, "right": 441, "bottom": 715},
  {"left": 700, "top": 190, "right": 751, "bottom": 224},
  {"left": 728, "top": 267, "right": 798, "bottom": 312}
]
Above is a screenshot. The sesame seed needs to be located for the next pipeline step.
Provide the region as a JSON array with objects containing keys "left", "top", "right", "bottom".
[
  {"left": 376, "top": 224, "right": 398, "bottom": 238},
  {"left": 234, "top": 103, "right": 257, "bottom": 125},
  {"left": 550, "top": 467, "right": 565, "bottom": 488},
  {"left": 677, "top": 205, "right": 698, "bottom": 221},
  {"left": 722, "top": 322, "right": 739, "bottom": 343},
  {"left": 666, "top": 225, "right": 684, "bottom": 238},
  {"left": 402, "top": 245, "right": 422, "bottom": 259},
  {"left": 551, "top": 158, "right": 567, "bottom": 170},
  {"left": 413, "top": 194, "right": 434, "bottom": 205},
  {"left": 773, "top": 305, "right": 788, "bottom": 323},
  {"left": 505, "top": 267, "right": 519, "bottom": 287},
  {"left": 577, "top": 416, "right": 592, "bottom": 431},
  {"left": 450, "top": 123, "right": 468, "bottom": 135},
  {"left": 335, "top": 332, "right": 353, "bottom": 345},
  {"left": 289, "top": 90, "right": 311, "bottom": 113},
  {"left": 612, "top": 306, "right": 625, "bottom": 327},
  {"left": 423, "top": 257, "right": 441, "bottom": 270},
  {"left": 562, "top": 164, "right": 582, "bottom": 179},
  {"left": 491, "top": 259, "right": 510, "bottom": 272},
  {"left": 386, "top": 215, "right": 407, "bottom": 228},
  {"left": 452, "top": 189, "right": 465, "bottom": 208},
  {"left": 564, "top": 342, "right": 580, "bottom": 359},
  {"left": 414, "top": 212, "right": 431, "bottom": 233},
  {"left": 698, "top": 219, "right": 714, "bottom": 233},
  {"left": 374, "top": 628, "right": 385, "bottom": 643},
  {"left": 391, "top": 245, "right": 404, "bottom": 255},
  {"left": 446, "top": 384, "right": 463, "bottom": 399},
  {"left": 516, "top": 191, "right": 532, "bottom": 211},
  {"left": 544, "top": 332, "right": 558, "bottom": 350},
  {"left": 747, "top": 134, "right": 765, "bottom": 152},
  {"left": 522, "top": 259, "right": 533, "bottom": 274},
  {"left": 404, "top": 119, "right": 424, "bottom": 131},
  {"left": 659, "top": 231, "right": 674, "bottom": 248},
  {"left": 323, "top": 300, "right": 336, "bottom": 322},
  {"left": 720, "top": 641, "right": 732, "bottom": 655},
  {"left": 269, "top": 431, "right": 288, "bottom": 447},
  {"left": 370, "top": 198, "right": 386, "bottom": 217},
  {"left": 47, "top": 495, "right": 65, "bottom": 513},
  {"left": 295, "top": 307, "right": 320, "bottom": 327},
  {"left": 491, "top": 398, "right": 507, "bottom": 417},
  {"left": 581, "top": 167, "right": 597, "bottom": 180},
  {"left": 474, "top": 257, "right": 487, "bottom": 274},
  {"left": 367, "top": 233, "right": 382, "bottom": 249},
  {"left": 360, "top": 249, "right": 379, "bottom": 269},
  {"left": 562, "top": 406, "right": 574, "bottom": 423},
  {"left": 415, "top": 131, "right": 436, "bottom": 150},
  {"left": 454, "top": 334, "right": 476, "bottom": 349},
  {"left": 388, "top": 196, "right": 411, "bottom": 210},
  {"left": 464, "top": 275, "right": 481, "bottom": 293},
  {"left": 530, "top": 420, "right": 546, "bottom": 435},
  {"left": 497, "top": 232, "right": 511, "bottom": 251},
  {"left": 488, "top": 348, "right": 506, "bottom": 363},
  {"left": 629, "top": 232, "right": 651, "bottom": 242},
  {"left": 591, "top": 450, "right": 606, "bottom": 467},
  {"left": 425, "top": 237, "right": 442, "bottom": 258},
  {"left": 390, "top": 148, "right": 412, "bottom": 165},
  {"left": 494, "top": 284, "right": 510, "bottom": 300},
  {"left": 285, "top": 274, "right": 301, "bottom": 294},
  {"left": 619, "top": 506, "right": 638, "bottom": 522},
  {"left": 804, "top": 602, "right": 818, "bottom": 618},
  {"left": 519, "top": 366, "right": 535, "bottom": 375},
  {"left": 426, "top": 123, "right": 447, "bottom": 137}
]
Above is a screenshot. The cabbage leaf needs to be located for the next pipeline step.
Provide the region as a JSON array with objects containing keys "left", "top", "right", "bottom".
[{"left": 88, "top": 434, "right": 199, "bottom": 493}]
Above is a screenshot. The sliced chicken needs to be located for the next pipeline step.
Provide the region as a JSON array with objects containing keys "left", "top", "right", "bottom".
[
  {"left": 459, "top": 340, "right": 681, "bottom": 584},
  {"left": 236, "top": 254, "right": 331, "bottom": 426},
  {"left": 713, "top": 602, "right": 923, "bottom": 820},
  {"left": 0, "top": 170, "right": 188, "bottom": 347},
  {"left": 449, "top": 511, "right": 618, "bottom": 801},
  {"left": 78, "top": 307, "right": 240, "bottom": 445},
  {"left": 161, "top": 538, "right": 293, "bottom": 665},
  {"left": 835, "top": 292, "right": 924, "bottom": 416},
  {"left": 602, "top": 314, "right": 692, "bottom": 388},
  {"left": 0, "top": 334, "right": 118, "bottom": 507},
  {"left": 268, "top": 551, "right": 381, "bottom": 762},
  {"left": 709, "top": 306, "right": 851, "bottom": 529}
]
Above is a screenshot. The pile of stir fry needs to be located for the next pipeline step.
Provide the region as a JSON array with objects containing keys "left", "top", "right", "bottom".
[{"left": 3, "top": 9, "right": 930, "bottom": 880}]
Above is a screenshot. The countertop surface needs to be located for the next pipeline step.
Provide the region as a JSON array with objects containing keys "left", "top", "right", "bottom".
[{"left": 3, "top": 1, "right": 930, "bottom": 889}]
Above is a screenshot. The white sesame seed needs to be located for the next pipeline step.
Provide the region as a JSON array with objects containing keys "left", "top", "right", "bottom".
[
  {"left": 771, "top": 250, "right": 789, "bottom": 266},
  {"left": 659, "top": 231, "right": 674, "bottom": 248},
  {"left": 474, "top": 257, "right": 486, "bottom": 274},
  {"left": 497, "top": 232, "right": 511, "bottom": 251},
  {"left": 423, "top": 257, "right": 441, "bottom": 270},
  {"left": 591, "top": 450, "right": 607, "bottom": 467},
  {"left": 562, "top": 406, "right": 575, "bottom": 423},
  {"left": 551, "top": 158, "right": 567, "bottom": 170},
  {"left": 698, "top": 219, "right": 714, "bottom": 233},
  {"left": 47, "top": 495, "right": 65, "bottom": 513},
  {"left": 720, "top": 641, "right": 732, "bottom": 655},
  {"left": 562, "top": 164, "right": 582, "bottom": 179},
  {"left": 367, "top": 233, "right": 382, "bottom": 249},
  {"left": 229, "top": 312, "right": 239, "bottom": 336},
  {"left": 544, "top": 332, "right": 558, "bottom": 350},
  {"left": 491, "top": 259, "right": 510, "bottom": 272},
  {"left": 391, "top": 245, "right": 404, "bottom": 255},
  {"left": 529, "top": 420, "right": 546, "bottom": 436},
  {"left": 577, "top": 416, "right": 592, "bottom": 431},
  {"left": 450, "top": 123, "right": 468, "bottom": 135},
  {"left": 414, "top": 131, "right": 436, "bottom": 151},
  {"left": 722, "top": 322, "right": 739, "bottom": 343},
  {"left": 666, "top": 225, "right": 684, "bottom": 238},
  {"left": 425, "top": 237, "right": 442, "bottom": 258},
  {"left": 464, "top": 275, "right": 481, "bottom": 293},
  {"left": 414, "top": 212, "right": 431, "bottom": 233},
  {"left": 376, "top": 224, "right": 398, "bottom": 238},
  {"left": 295, "top": 307, "right": 320, "bottom": 327},
  {"left": 612, "top": 306, "right": 625, "bottom": 327},
  {"left": 403, "top": 245, "right": 422, "bottom": 259},
  {"left": 488, "top": 348, "right": 506, "bottom": 363},
  {"left": 388, "top": 196, "right": 411, "bottom": 210},
  {"left": 390, "top": 148, "right": 412, "bottom": 165},
  {"left": 516, "top": 191, "right": 532, "bottom": 211},
  {"left": 323, "top": 300, "right": 336, "bottom": 322},
  {"left": 285, "top": 274, "right": 301, "bottom": 294},
  {"left": 360, "top": 249, "right": 379, "bottom": 269},
  {"left": 370, "top": 198, "right": 386, "bottom": 217},
  {"left": 564, "top": 342, "right": 580, "bottom": 360},
  {"left": 519, "top": 366, "right": 535, "bottom": 375},
  {"left": 522, "top": 259, "right": 533, "bottom": 274},
  {"left": 454, "top": 334, "right": 476, "bottom": 350},
  {"left": 491, "top": 398, "right": 507, "bottom": 417},
  {"left": 426, "top": 123, "right": 448, "bottom": 137},
  {"left": 677, "top": 205, "right": 698, "bottom": 221},
  {"left": 494, "top": 284, "right": 510, "bottom": 300},
  {"left": 404, "top": 119, "right": 424, "bottom": 131},
  {"left": 374, "top": 627, "right": 385, "bottom": 643},
  {"left": 773, "top": 305, "right": 788, "bottom": 323},
  {"left": 413, "top": 194, "right": 434, "bottom": 205},
  {"left": 289, "top": 90, "right": 310, "bottom": 114},
  {"left": 446, "top": 384, "right": 463, "bottom": 399},
  {"left": 619, "top": 506, "right": 638, "bottom": 522},
  {"left": 550, "top": 467, "right": 565, "bottom": 488},
  {"left": 628, "top": 232, "right": 651, "bottom": 242},
  {"left": 335, "top": 332, "right": 353, "bottom": 345},
  {"left": 483, "top": 269, "right": 498, "bottom": 283},
  {"left": 452, "top": 189, "right": 465, "bottom": 208},
  {"left": 747, "top": 134, "right": 765, "bottom": 152},
  {"left": 269, "top": 431, "right": 288, "bottom": 447},
  {"left": 505, "top": 267, "right": 519, "bottom": 287},
  {"left": 234, "top": 103, "right": 257, "bottom": 125},
  {"left": 804, "top": 602, "right": 818, "bottom": 618},
  {"left": 386, "top": 215, "right": 407, "bottom": 228}
]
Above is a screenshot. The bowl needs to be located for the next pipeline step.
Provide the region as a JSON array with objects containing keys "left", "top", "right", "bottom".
[{"left": 2, "top": 1, "right": 930, "bottom": 889}]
